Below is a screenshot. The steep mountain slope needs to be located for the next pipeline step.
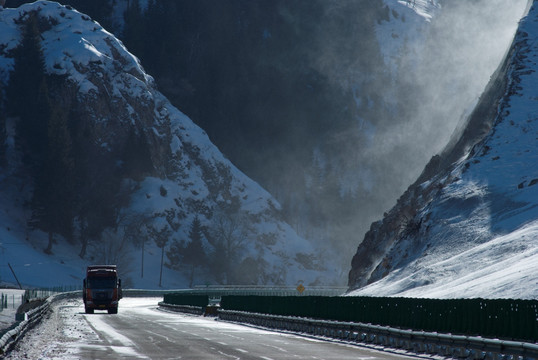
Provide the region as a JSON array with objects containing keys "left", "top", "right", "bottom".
[
  {"left": 0, "top": 1, "right": 336, "bottom": 288},
  {"left": 5, "top": 0, "right": 527, "bottom": 281},
  {"left": 348, "top": 0, "right": 538, "bottom": 299}
]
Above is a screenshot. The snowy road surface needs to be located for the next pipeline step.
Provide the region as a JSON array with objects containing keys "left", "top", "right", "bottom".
[{"left": 5, "top": 297, "right": 430, "bottom": 359}]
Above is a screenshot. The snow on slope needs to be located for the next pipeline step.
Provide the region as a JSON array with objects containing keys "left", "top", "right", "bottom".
[
  {"left": 0, "top": 130, "right": 190, "bottom": 289},
  {"left": 376, "top": 0, "right": 439, "bottom": 75},
  {"left": 0, "top": 2, "right": 337, "bottom": 288},
  {"left": 350, "top": 221, "right": 538, "bottom": 299},
  {"left": 349, "top": 1, "right": 538, "bottom": 299}
]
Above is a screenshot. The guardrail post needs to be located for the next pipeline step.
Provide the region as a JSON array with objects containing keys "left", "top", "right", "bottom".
[
  {"left": 414, "top": 340, "right": 425, "bottom": 353},
  {"left": 469, "top": 349, "right": 484, "bottom": 360}
]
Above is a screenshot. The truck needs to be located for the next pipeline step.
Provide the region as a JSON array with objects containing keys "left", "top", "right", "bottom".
[{"left": 82, "top": 265, "right": 122, "bottom": 314}]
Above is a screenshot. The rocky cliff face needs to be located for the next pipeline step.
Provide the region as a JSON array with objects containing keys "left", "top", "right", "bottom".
[
  {"left": 348, "top": 0, "right": 538, "bottom": 298},
  {"left": 0, "top": 1, "right": 335, "bottom": 286}
]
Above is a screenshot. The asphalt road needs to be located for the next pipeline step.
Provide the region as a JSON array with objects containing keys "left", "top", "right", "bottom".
[{"left": 6, "top": 298, "right": 433, "bottom": 360}]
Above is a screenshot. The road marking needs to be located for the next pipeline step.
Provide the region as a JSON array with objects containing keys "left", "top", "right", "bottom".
[
  {"left": 261, "top": 343, "right": 289, "bottom": 353},
  {"left": 144, "top": 329, "right": 174, "bottom": 343},
  {"left": 85, "top": 315, "right": 136, "bottom": 347},
  {"left": 236, "top": 348, "right": 248, "bottom": 353},
  {"left": 110, "top": 345, "right": 147, "bottom": 358},
  {"left": 84, "top": 314, "right": 150, "bottom": 359},
  {"left": 216, "top": 350, "right": 241, "bottom": 359}
]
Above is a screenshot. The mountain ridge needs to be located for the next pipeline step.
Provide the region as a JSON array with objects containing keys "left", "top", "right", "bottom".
[{"left": 348, "top": 0, "right": 538, "bottom": 299}]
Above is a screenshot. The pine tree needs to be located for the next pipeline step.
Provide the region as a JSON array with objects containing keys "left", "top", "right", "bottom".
[
  {"left": 7, "top": 11, "right": 48, "bottom": 167},
  {"left": 0, "top": 111, "right": 6, "bottom": 167},
  {"left": 122, "top": 0, "right": 147, "bottom": 59},
  {"left": 67, "top": 99, "right": 123, "bottom": 258},
  {"left": 183, "top": 216, "right": 207, "bottom": 287},
  {"left": 31, "top": 79, "right": 76, "bottom": 254},
  {"left": 74, "top": 153, "right": 122, "bottom": 258},
  {"left": 66, "top": 0, "right": 115, "bottom": 30},
  {"left": 0, "top": 72, "right": 5, "bottom": 165},
  {"left": 121, "top": 127, "right": 153, "bottom": 180},
  {"left": 166, "top": 216, "right": 207, "bottom": 287},
  {"left": 4, "top": 12, "right": 74, "bottom": 253}
]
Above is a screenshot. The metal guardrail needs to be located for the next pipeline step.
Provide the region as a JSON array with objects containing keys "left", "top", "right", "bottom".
[
  {"left": 122, "top": 289, "right": 181, "bottom": 297},
  {"left": 169, "top": 285, "right": 348, "bottom": 297},
  {"left": 5, "top": 289, "right": 536, "bottom": 360},
  {"left": 0, "top": 291, "right": 79, "bottom": 355},
  {"left": 216, "top": 310, "right": 538, "bottom": 359},
  {"left": 23, "top": 287, "right": 81, "bottom": 301},
  {"left": 0, "top": 301, "right": 48, "bottom": 355},
  {"left": 158, "top": 301, "right": 205, "bottom": 316}
]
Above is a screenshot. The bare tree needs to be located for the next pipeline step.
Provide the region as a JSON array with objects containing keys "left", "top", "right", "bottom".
[
  {"left": 167, "top": 216, "right": 207, "bottom": 287},
  {"left": 120, "top": 213, "right": 152, "bottom": 278},
  {"left": 205, "top": 210, "right": 253, "bottom": 284},
  {"left": 91, "top": 228, "right": 134, "bottom": 281},
  {"left": 148, "top": 223, "right": 171, "bottom": 287}
]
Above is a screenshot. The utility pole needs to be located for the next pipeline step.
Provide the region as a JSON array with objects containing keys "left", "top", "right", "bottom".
[
  {"left": 159, "top": 245, "right": 164, "bottom": 287},
  {"left": 8, "top": 263, "right": 22, "bottom": 290}
]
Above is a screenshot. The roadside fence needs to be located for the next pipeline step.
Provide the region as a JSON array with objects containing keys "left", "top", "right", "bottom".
[{"left": 0, "top": 293, "right": 17, "bottom": 312}]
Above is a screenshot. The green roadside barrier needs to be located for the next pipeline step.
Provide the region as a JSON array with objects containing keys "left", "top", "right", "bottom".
[
  {"left": 163, "top": 294, "right": 209, "bottom": 308},
  {"left": 219, "top": 295, "right": 538, "bottom": 342}
]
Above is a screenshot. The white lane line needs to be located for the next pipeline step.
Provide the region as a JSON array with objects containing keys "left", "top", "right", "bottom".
[
  {"left": 216, "top": 350, "right": 241, "bottom": 359},
  {"left": 144, "top": 329, "right": 174, "bottom": 344},
  {"left": 261, "top": 343, "right": 289, "bottom": 353},
  {"left": 84, "top": 315, "right": 149, "bottom": 359},
  {"left": 110, "top": 345, "right": 148, "bottom": 358},
  {"left": 85, "top": 315, "right": 135, "bottom": 347},
  {"left": 235, "top": 348, "right": 248, "bottom": 353}
]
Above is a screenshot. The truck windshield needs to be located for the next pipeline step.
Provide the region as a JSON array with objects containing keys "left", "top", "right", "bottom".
[{"left": 87, "top": 277, "right": 116, "bottom": 289}]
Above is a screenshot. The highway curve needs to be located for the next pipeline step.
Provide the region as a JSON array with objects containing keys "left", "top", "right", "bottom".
[{"left": 5, "top": 297, "right": 432, "bottom": 359}]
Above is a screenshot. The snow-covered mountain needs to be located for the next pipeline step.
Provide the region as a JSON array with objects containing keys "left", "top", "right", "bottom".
[
  {"left": 16, "top": 0, "right": 524, "bottom": 287},
  {"left": 0, "top": 1, "right": 337, "bottom": 288},
  {"left": 1, "top": 0, "right": 534, "bottom": 297},
  {"left": 376, "top": 0, "right": 439, "bottom": 77},
  {"left": 348, "top": 0, "right": 538, "bottom": 299}
]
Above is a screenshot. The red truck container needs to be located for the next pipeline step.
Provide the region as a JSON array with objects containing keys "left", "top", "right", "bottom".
[{"left": 82, "top": 265, "right": 122, "bottom": 314}]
